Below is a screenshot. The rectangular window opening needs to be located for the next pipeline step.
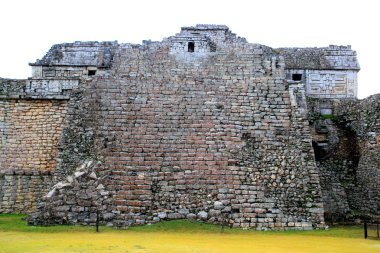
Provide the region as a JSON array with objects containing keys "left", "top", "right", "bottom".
[
  {"left": 88, "top": 70, "right": 96, "bottom": 76},
  {"left": 292, "top": 73, "right": 302, "bottom": 81}
]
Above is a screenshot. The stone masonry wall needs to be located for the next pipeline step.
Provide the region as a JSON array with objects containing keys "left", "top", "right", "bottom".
[
  {"left": 0, "top": 79, "right": 67, "bottom": 212},
  {"left": 286, "top": 69, "right": 357, "bottom": 99},
  {"left": 28, "top": 160, "right": 113, "bottom": 226},
  {"left": 0, "top": 78, "right": 26, "bottom": 95},
  {"left": 1, "top": 26, "right": 337, "bottom": 229},
  {"left": 307, "top": 95, "right": 380, "bottom": 220},
  {"left": 0, "top": 174, "right": 54, "bottom": 213},
  {"left": 47, "top": 37, "right": 325, "bottom": 230},
  {"left": 280, "top": 45, "right": 359, "bottom": 99},
  {"left": 0, "top": 99, "right": 67, "bottom": 174},
  {"left": 334, "top": 95, "right": 380, "bottom": 216}
]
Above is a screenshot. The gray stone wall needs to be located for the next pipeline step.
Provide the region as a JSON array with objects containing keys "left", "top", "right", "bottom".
[
  {"left": 0, "top": 172, "right": 54, "bottom": 213},
  {"left": 0, "top": 78, "right": 70, "bottom": 213},
  {"left": 5, "top": 24, "right": 374, "bottom": 228},
  {"left": 334, "top": 95, "right": 380, "bottom": 216},
  {"left": 279, "top": 45, "right": 359, "bottom": 70},
  {"left": 28, "top": 161, "right": 113, "bottom": 226},
  {"left": 37, "top": 28, "right": 325, "bottom": 230},
  {"left": 31, "top": 41, "right": 118, "bottom": 68},
  {"left": 26, "top": 79, "right": 79, "bottom": 95},
  {"left": 286, "top": 70, "right": 357, "bottom": 98},
  {"left": 280, "top": 45, "right": 359, "bottom": 99},
  {"left": 307, "top": 95, "right": 380, "bottom": 220},
  {"left": 0, "top": 78, "right": 26, "bottom": 95}
]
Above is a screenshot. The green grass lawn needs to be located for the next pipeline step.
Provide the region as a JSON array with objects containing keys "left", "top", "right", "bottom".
[{"left": 0, "top": 214, "right": 379, "bottom": 253}]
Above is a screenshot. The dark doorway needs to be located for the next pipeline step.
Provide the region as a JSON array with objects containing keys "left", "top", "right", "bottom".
[{"left": 188, "top": 42, "right": 195, "bottom": 52}]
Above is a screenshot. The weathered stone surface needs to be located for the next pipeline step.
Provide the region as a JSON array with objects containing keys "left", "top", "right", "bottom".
[
  {"left": 197, "top": 211, "right": 208, "bottom": 221},
  {"left": 214, "top": 201, "right": 224, "bottom": 210},
  {"left": 0, "top": 172, "right": 54, "bottom": 213},
  {"left": 167, "top": 213, "right": 184, "bottom": 220},
  {"left": 0, "top": 99, "right": 67, "bottom": 175},
  {"left": 1, "top": 24, "right": 375, "bottom": 230},
  {"left": 279, "top": 46, "right": 359, "bottom": 99},
  {"left": 28, "top": 160, "right": 111, "bottom": 226},
  {"left": 157, "top": 212, "right": 167, "bottom": 219},
  {"left": 307, "top": 95, "right": 380, "bottom": 221},
  {"left": 186, "top": 213, "right": 197, "bottom": 220},
  {"left": 278, "top": 45, "right": 359, "bottom": 70}
]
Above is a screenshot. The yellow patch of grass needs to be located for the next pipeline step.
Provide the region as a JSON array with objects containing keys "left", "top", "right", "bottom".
[
  {"left": 1, "top": 230, "right": 379, "bottom": 253},
  {"left": 0, "top": 215, "right": 379, "bottom": 253}
]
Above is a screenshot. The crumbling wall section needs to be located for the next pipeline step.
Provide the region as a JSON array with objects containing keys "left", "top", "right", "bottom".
[
  {"left": 334, "top": 95, "right": 380, "bottom": 216},
  {"left": 307, "top": 95, "right": 380, "bottom": 220},
  {"left": 28, "top": 160, "right": 113, "bottom": 226}
]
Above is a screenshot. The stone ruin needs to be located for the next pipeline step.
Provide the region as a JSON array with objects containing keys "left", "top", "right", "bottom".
[
  {"left": 0, "top": 25, "right": 378, "bottom": 230},
  {"left": 28, "top": 160, "right": 112, "bottom": 226}
]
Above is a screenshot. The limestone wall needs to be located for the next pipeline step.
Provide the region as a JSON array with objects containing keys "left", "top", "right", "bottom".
[
  {"left": 31, "top": 66, "right": 108, "bottom": 79},
  {"left": 0, "top": 78, "right": 68, "bottom": 213},
  {"left": 27, "top": 79, "right": 79, "bottom": 94},
  {"left": 0, "top": 173, "right": 54, "bottom": 213},
  {"left": 286, "top": 70, "right": 357, "bottom": 98},
  {"left": 0, "top": 78, "right": 26, "bottom": 95},
  {"left": 334, "top": 95, "right": 380, "bottom": 216},
  {"left": 280, "top": 45, "right": 359, "bottom": 99},
  {"left": 307, "top": 95, "right": 380, "bottom": 220},
  {"left": 2, "top": 25, "right": 330, "bottom": 229},
  {"left": 31, "top": 41, "right": 117, "bottom": 68},
  {"left": 0, "top": 99, "right": 67, "bottom": 174},
  {"left": 46, "top": 37, "right": 325, "bottom": 230}
]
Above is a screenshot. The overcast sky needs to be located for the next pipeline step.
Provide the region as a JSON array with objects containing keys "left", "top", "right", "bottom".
[{"left": 0, "top": 0, "right": 378, "bottom": 98}]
